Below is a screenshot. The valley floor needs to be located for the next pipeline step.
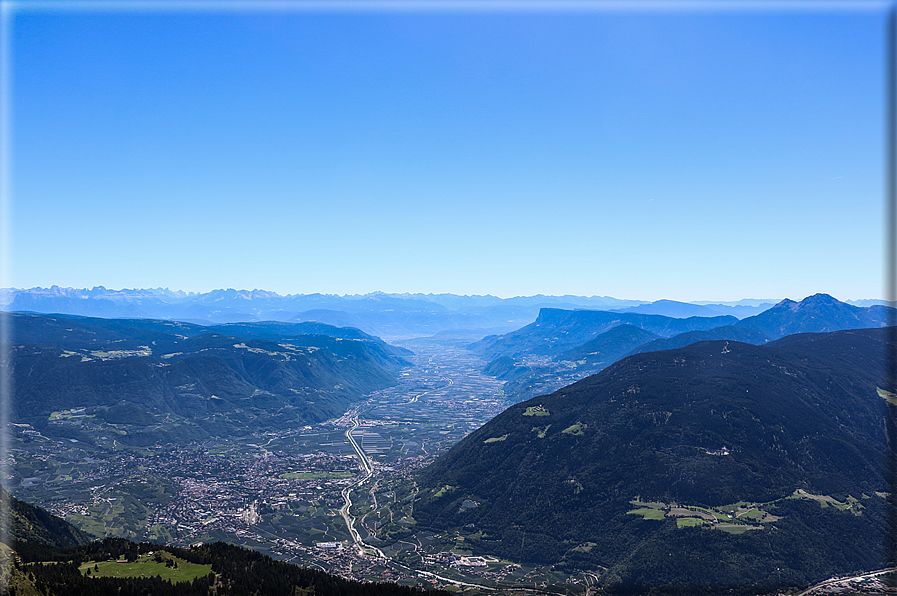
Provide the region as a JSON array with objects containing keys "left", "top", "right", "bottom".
[
  {"left": 11, "top": 337, "right": 571, "bottom": 591},
  {"left": 9, "top": 335, "right": 888, "bottom": 595}
]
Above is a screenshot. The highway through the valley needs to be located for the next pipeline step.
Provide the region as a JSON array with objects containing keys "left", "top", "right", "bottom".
[
  {"left": 330, "top": 340, "right": 515, "bottom": 589},
  {"left": 339, "top": 368, "right": 455, "bottom": 556},
  {"left": 339, "top": 408, "right": 504, "bottom": 591},
  {"left": 339, "top": 412, "right": 386, "bottom": 558}
]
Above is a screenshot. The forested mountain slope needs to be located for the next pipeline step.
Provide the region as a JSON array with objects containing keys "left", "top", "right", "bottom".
[
  {"left": 481, "top": 294, "right": 896, "bottom": 404},
  {"left": 7, "top": 312, "right": 410, "bottom": 443},
  {"left": 418, "top": 327, "right": 894, "bottom": 593},
  {"left": 4, "top": 485, "right": 91, "bottom": 548}
]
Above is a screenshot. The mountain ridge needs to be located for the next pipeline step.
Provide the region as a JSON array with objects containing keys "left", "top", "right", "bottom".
[
  {"left": 8, "top": 312, "right": 410, "bottom": 444},
  {"left": 480, "top": 293, "right": 897, "bottom": 403},
  {"left": 2, "top": 287, "right": 652, "bottom": 337},
  {"left": 415, "top": 327, "right": 893, "bottom": 591},
  {"left": 470, "top": 309, "right": 739, "bottom": 361}
]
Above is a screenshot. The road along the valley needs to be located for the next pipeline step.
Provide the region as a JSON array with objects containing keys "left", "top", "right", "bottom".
[{"left": 339, "top": 412, "right": 386, "bottom": 558}]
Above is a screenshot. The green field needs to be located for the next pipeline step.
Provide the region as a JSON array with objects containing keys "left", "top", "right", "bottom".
[
  {"left": 48, "top": 410, "right": 94, "bottom": 421},
  {"left": 523, "top": 406, "right": 549, "bottom": 417},
  {"left": 80, "top": 552, "right": 212, "bottom": 582},
  {"left": 434, "top": 485, "right": 456, "bottom": 498},
  {"left": 627, "top": 497, "right": 779, "bottom": 532},
  {"left": 562, "top": 423, "right": 586, "bottom": 436},
  {"left": 878, "top": 387, "right": 897, "bottom": 405},
  {"left": 531, "top": 425, "right": 550, "bottom": 438},
  {"left": 627, "top": 508, "right": 665, "bottom": 520},
  {"left": 279, "top": 472, "right": 355, "bottom": 480},
  {"left": 715, "top": 524, "right": 761, "bottom": 535}
]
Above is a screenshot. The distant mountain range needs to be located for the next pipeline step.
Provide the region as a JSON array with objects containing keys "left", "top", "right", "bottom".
[
  {"left": 8, "top": 313, "right": 410, "bottom": 445},
  {"left": 7, "top": 286, "right": 835, "bottom": 339},
  {"left": 9, "top": 286, "right": 882, "bottom": 342},
  {"left": 610, "top": 298, "right": 775, "bottom": 318},
  {"left": 416, "top": 327, "right": 894, "bottom": 593},
  {"left": 2, "top": 286, "right": 656, "bottom": 338},
  {"left": 477, "top": 294, "right": 896, "bottom": 402},
  {"left": 470, "top": 309, "right": 739, "bottom": 361}
]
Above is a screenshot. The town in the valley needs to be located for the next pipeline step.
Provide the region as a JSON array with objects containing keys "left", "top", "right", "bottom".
[
  {"left": 8, "top": 336, "right": 591, "bottom": 591},
  {"left": 10, "top": 332, "right": 892, "bottom": 596}
]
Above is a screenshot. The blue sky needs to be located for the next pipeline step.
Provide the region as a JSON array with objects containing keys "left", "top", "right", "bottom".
[{"left": 4, "top": 1, "right": 889, "bottom": 301}]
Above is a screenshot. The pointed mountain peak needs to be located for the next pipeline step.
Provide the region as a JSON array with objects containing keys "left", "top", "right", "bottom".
[{"left": 799, "top": 293, "right": 841, "bottom": 306}]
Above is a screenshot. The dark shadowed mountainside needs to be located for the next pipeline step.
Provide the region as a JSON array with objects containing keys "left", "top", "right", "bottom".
[
  {"left": 417, "top": 327, "right": 893, "bottom": 593},
  {"left": 627, "top": 325, "right": 771, "bottom": 356},
  {"left": 4, "top": 485, "right": 91, "bottom": 548},
  {"left": 558, "top": 324, "right": 661, "bottom": 366},
  {"left": 480, "top": 355, "right": 536, "bottom": 381}
]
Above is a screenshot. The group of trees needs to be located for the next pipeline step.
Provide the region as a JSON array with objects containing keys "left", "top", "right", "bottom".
[{"left": 15, "top": 538, "right": 453, "bottom": 596}]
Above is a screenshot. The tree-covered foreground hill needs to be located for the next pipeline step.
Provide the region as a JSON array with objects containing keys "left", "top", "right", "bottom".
[
  {"left": 5, "top": 489, "right": 450, "bottom": 596},
  {"left": 416, "top": 327, "right": 896, "bottom": 593},
  {"left": 14, "top": 539, "right": 452, "bottom": 596}
]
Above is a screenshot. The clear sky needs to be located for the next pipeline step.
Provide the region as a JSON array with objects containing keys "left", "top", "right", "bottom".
[{"left": 3, "top": 1, "right": 890, "bottom": 301}]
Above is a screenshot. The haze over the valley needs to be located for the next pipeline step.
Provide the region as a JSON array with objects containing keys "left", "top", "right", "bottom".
[{"left": 2, "top": 3, "right": 894, "bottom": 595}]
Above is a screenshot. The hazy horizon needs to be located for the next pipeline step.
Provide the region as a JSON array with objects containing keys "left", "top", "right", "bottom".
[{"left": 6, "top": 284, "right": 885, "bottom": 306}]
